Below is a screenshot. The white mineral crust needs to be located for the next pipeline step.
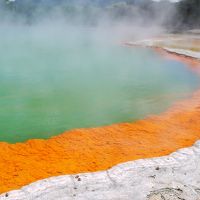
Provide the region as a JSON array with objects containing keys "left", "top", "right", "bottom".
[{"left": 0, "top": 140, "right": 200, "bottom": 200}]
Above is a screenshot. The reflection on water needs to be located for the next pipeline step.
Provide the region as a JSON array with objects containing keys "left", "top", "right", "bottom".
[{"left": 0, "top": 26, "right": 199, "bottom": 142}]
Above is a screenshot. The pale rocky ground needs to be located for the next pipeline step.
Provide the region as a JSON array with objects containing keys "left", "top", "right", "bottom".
[
  {"left": 127, "top": 29, "right": 200, "bottom": 60},
  {"left": 0, "top": 141, "right": 200, "bottom": 200}
]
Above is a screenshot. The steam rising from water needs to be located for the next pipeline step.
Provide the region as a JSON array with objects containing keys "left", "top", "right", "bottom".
[
  {"left": 0, "top": 1, "right": 199, "bottom": 143},
  {"left": 0, "top": 0, "right": 179, "bottom": 41},
  {"left": 0, "top": 24, "right": 199, "bottom": 143}
]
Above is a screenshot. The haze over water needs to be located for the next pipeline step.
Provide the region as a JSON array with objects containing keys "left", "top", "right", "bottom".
[{"left": 0, "top": 25, "right": 199, "bottom": 143}]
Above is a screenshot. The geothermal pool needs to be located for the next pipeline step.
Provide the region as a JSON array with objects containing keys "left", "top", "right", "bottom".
[{"left": 0, "top": 26, "right": 200, "bottom": 143}]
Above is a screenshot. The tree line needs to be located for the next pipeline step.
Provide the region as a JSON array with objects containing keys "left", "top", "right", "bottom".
[{"left": 0, "top": 0, "right": 199, "bottom": 30}]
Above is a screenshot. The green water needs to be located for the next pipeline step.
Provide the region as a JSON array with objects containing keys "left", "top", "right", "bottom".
[{"left": 0, "top": 26, "right": 199, "bottom": 143}]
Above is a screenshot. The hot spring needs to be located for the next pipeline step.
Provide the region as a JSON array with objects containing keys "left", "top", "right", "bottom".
[{"left": 0, "top": 25, "right": 199, "bottom": 143}]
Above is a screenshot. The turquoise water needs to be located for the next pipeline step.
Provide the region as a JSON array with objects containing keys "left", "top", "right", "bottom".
[{"left": 0, "top": 26, "right": 199, "bottom": 143}]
